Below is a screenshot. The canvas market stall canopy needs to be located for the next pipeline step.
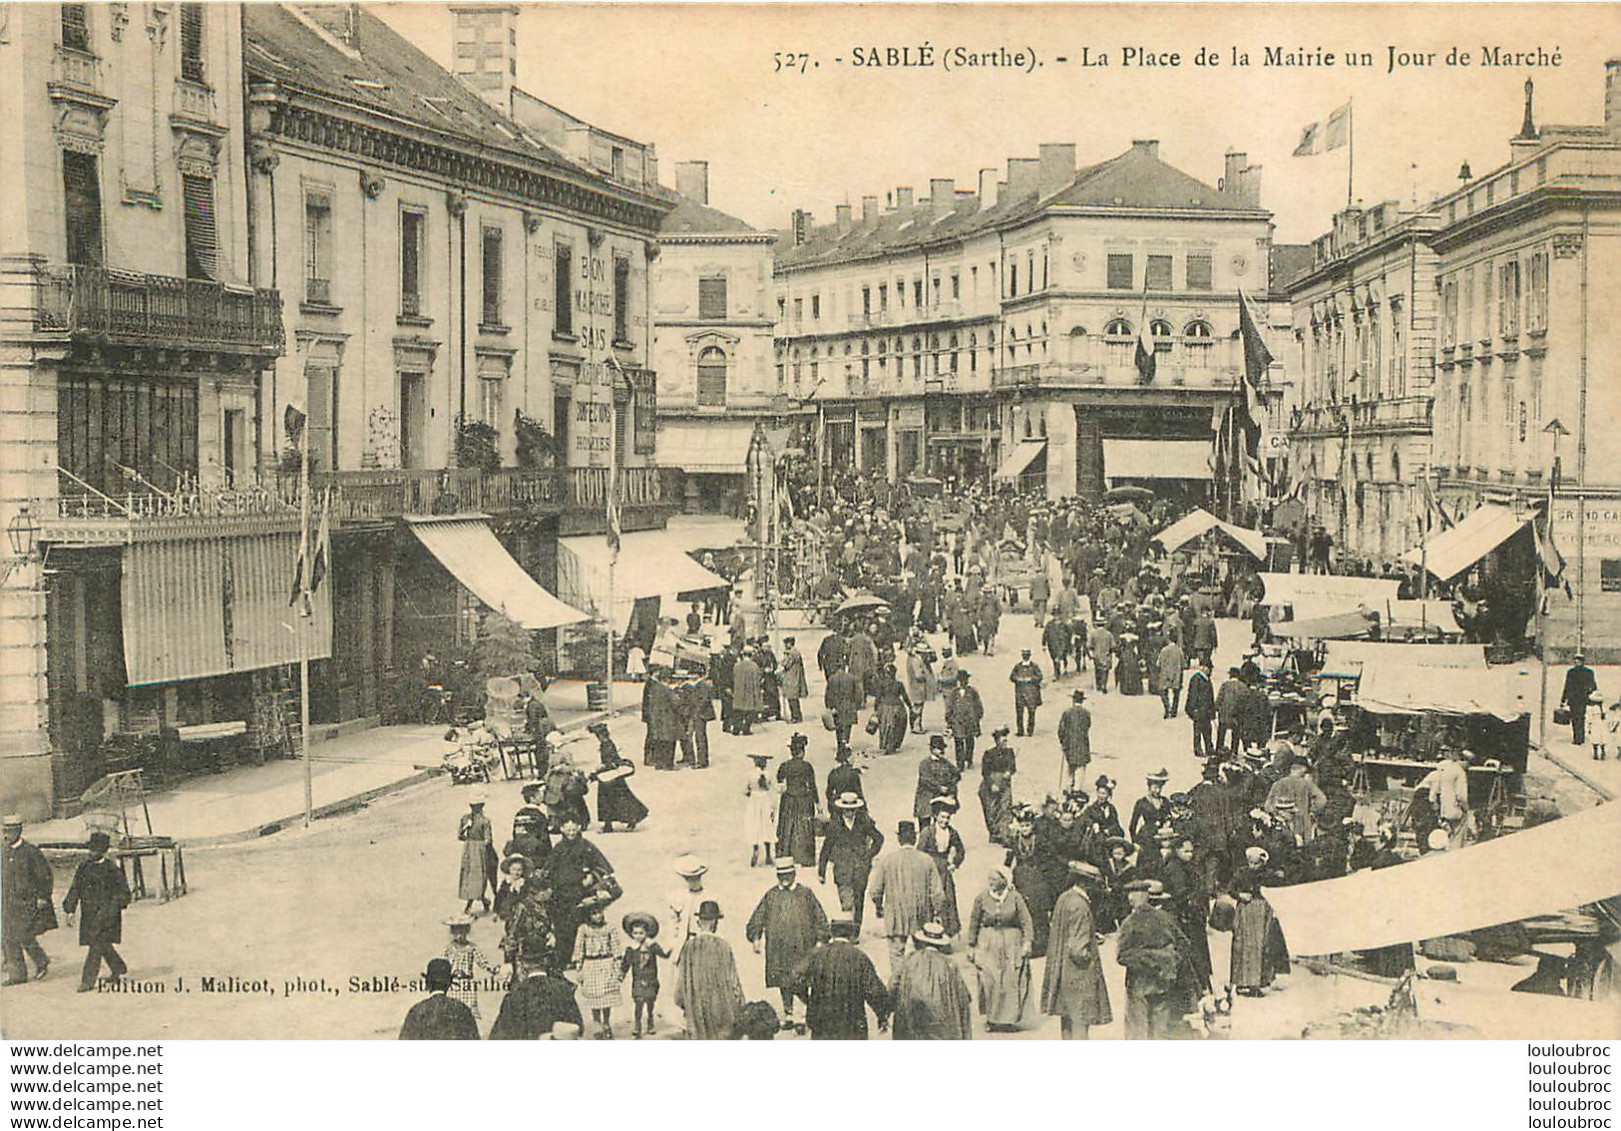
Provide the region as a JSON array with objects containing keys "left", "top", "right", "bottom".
[
  {"left": 1153, "top": 507, "right": 1266, "bottom": 560},
  {"left": 557, "top": 529, "right": 730, "bottom": 632},
  {"left": 1386, "top": 599, "right": 1464, "bottom": 638},
  {"left": 1322, "top": 641, "right": 1489, "bottom": 678},
  {"left": 407, "top": 517, "right": 590, "bottom": 632},
  {"left": 1268, "top": 611, "right": 1378, "bottom": 641},
  {"left": 1258, "top": 572, "right": 1401, "bottom": 625},
  {"left": 1403, "top": 503, "right": 1531, "bottom": 581},
  {"left": 1355, "top": 661, "right": 1526, "bottom": 722},
  {"left": 1266, "top": 799, "right": 1621, "bottom": 959}
]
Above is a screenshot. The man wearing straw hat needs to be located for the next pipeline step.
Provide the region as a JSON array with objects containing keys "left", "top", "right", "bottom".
[
  {"left": 890, "top": 922, "right": 972, "bottom": 1040},
  {"left": 817, "top": 793, "right": 885, "bottom": 931},
  {"left": 746, "top": 859, "right": 830, "bottom": 1030}
]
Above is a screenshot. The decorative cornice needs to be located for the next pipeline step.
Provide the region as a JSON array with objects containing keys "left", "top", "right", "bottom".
[{"left": 261, "top": 96, "right": 669, "bottom": 235}]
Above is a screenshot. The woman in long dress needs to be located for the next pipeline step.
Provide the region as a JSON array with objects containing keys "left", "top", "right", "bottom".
[
  {"left": 873, "top": 664, "right": 912, "bottom": 755},
  {"left": 966, "top": 866, "right": 1035, "bottom": 1031},
  {"left": 1004, "top": 806, "right": 1052, "bottom": 957},
  {"left": 775, "top": 733, "right": 819, "bottom": 866},
  {"left": 1229, "top": 851, "right": 1282, "bottom": 995},
  {"left": 920, "top": 798, "right": 967, "bottom": 935},
  {"left": 458, "top": 793, "right": 499, "bottom": 914},
  {"left": 1116, "top": 632, "right": 1144, "bottom": 695},
  {"left": 589, "top": 726, "right": 648, "bottom": 833},
  {"left": 743, "top": 753, "right": 777, "bottom": 867}
]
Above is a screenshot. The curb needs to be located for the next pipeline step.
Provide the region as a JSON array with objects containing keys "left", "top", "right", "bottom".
[
  {"left": 1534, "top": 744, "right": 1617, "bottom": 803},
  {"left": 177, "top": 702, "right": 646, "bottom": 849}
]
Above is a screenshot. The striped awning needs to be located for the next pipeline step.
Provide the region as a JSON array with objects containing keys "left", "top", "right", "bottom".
[{"left": 121, "top": 533, "right": 331, "bottom": 686}]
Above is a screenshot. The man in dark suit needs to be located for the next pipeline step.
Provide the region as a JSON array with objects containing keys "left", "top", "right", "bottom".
[
  {"left": 817, "top": 631, "right": 849, "bottom": 684},
  {"left": 678, "top": 674, "right": 715, "bottom": 769},
  {"left": 817, "top": 793, "right": 885, "bottom": 929},
  {"left": 1185, "top": 659, "right": 1216, "bottom": 759},
  {"left": 399, "top": 958, "right": 480, "bottom": 1039},
  {"left": 789, "top": 919, "right": 890, "bottom": 1039},
  {"left": 1562, "top": 654, "right": 1599, "bottom": 745},
  {"left": 3, "top": 816, "right": 55, "bottom": 985},
  {"left": 825, "top": 666, "right": 864, "bottom": 754},
  {"left": 488, "top": 960, "right": 584, "bottom": 1040},
  {"left": 62, "top": 831, "right": 130, "bottom": 992}
]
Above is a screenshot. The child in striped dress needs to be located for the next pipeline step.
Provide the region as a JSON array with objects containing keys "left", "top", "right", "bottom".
[
  {"left": 570, "top": 896, "right": 624, "bottom": 1038},
  {"left": 443, "top": 916, "right": 500, "bottom": 1021}
]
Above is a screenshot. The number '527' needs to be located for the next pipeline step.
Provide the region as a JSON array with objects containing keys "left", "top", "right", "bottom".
[{"left": 774, "top": 52, "right": 810, "bottom": 73}]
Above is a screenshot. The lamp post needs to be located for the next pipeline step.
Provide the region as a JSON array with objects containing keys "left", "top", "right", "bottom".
[
  {"left": 3, "top": 505, "right": 41, "bottom": 587},
  {"left": 1536, "top": 417, "right": 1570, "bottom": 755}
]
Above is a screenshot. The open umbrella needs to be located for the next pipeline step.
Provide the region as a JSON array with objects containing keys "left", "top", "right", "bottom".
[
  {"left": 1104, "top": 485, "right": 1156, "bottom": 504},
  {"left": 835, "top": 593, "right": 890, "bottom": 616}
]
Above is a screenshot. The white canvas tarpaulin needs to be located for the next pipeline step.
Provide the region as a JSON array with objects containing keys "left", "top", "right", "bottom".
[
  {"left": 1266, "top": 801, "right": 1621, "bottom": 956},
  {"left": 993, "top": 440, "right": 1046, "bottom": 481},
  {"left": 1355, "top": 662, "right": 1526, "bottom": 720},
  {"left": 1154, "top": 507, "right": 1266, "bottom": 560},
  {"left": 1258, "top": 572, "right": 1400, "bottom": 623},
  {"left": 1102, "top": 438, "right": 1213, "bottom": 481},
  {"left": 1322, "top": 641, "right": 1489, "bottom": 674}
]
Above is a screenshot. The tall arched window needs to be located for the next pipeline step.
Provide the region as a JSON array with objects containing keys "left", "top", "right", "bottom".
[
  {"left": 1104, "top": 319, "right": 1134, "bottom": 366},
  {"left": 1183, "top": 319, "right": 1214, "bottom": 368},
  {"left": 696, "top": 346, "right": 727, "bottom": 407}
]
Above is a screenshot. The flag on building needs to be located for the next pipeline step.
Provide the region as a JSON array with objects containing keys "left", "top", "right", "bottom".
[
  {"left": 1133, "top": 284, "right": 1156, "bottom": 384},
  {"left": 1294, "top": 103, "right": 1351, "bottom": 156},
  {"left": 310, "top": 489, "right": 331, "bottom": 597},
  {"left": 1235, "top": 289, "right": 1272, "bottom": 455},
  {"left": 284, "top": 394, "right": 307, "bottom": 451},
  {"left": 1534, "top": 457, "right": 1570, "bottom": 596}
]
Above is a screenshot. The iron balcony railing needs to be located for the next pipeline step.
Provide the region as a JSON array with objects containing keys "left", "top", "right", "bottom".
[{"left": 34, "top": 264, "right": 284, "bottom": 353}]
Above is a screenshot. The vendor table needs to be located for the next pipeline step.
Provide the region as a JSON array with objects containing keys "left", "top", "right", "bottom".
[{"left": 167, "top": 721, "right": 249, "bottom": 774}]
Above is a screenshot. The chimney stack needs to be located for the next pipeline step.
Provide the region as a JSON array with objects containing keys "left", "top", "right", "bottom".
[
  {"left": 835, "top": 203, "right": 853, "bottom": 234},
  {"left": 1006, "top": 158, "right": 1041, "bottom": 201},
  {"left": 1223, "top": 150, "right": 1247, "bottom": 193},
  {"left": 792, "top": 209, "right": 814, "bottom": 247},
  {"left": 1131, "top": 139, "right": 1160, "bottom": 160},
  {"left": 977, "top": 168, "right": 999, "bottom": 210},
  {"left": 929, "top": 178, "right": 955, "bottom": 216},
  {"left": 1037, "top": 143, "right": 1076, "bottom": 196},
  {"left": 451, "top": 5, "right": 521, "bottom": 114},
  {"left": 674, "top": 160, "right": 709, "bottom": 205},
  {"left": 1221, "top": 150, "right": 1262, "bottom": 206},
  {"left": 1606, "top": 59, "right": 1621, "bottom": 136},
  {"left": 861, "top": 195, "right": 879, "bottom": 222},
  {"left": 895, "top": 186, "right": 914, "bottom": 209}
]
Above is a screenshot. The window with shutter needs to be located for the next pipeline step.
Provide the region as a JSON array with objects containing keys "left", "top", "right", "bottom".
[
  {"left": 481, "top": 226, "right": 503, "bottom": 325},
  {"left": 61, "top": 4, "right": 90, "bottom": 51},
  {"left": 400, "top": 210, "right": 425, "bottom": 316},
  {"left": 62, "top": 151, "right": 103, "bottom": 267},
  {"left": 304, "top": 191, "right": 332, "bottom": 303},
  {"left": 1107, "top": 254, "right": 1133, "bottom": 290},
  {"left": 613, "top": 256, "right": 630, "bottom": 341},
  {"left": 183, "top": 175, "right": 218, "bottom": 280},
  {"left": 1146, "top": 255, "right": 1173, "bottom": 290},
  {"left": 1186, "top": 253, "right": 1213, "bottom": 291},
  {"left": 180, "top": 4, "right": 205, "bottom": 83},
  {"left": 553, "top": 242, "right": 573, "bottom": 334},
  {"left": 696, "top": 346, "right": 727, "bottom": 407}
]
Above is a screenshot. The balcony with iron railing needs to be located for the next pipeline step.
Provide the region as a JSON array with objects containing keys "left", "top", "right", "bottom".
[
  {"left": 990, "top": 336, "right": 1246, "bottom": 393},
  {"left": 38, "top": 465, "right": 684, "bottom": 545},
  {"left": 29, "top": 263, "right": 283, "bottom": 355},
  {"left": 1289, "top": 395, "right": 1432, "bottom": 439}
]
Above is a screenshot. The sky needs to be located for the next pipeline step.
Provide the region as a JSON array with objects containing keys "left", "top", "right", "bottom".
[{"left": 376, "top": 3, "right": 1619, "bottom": 243}]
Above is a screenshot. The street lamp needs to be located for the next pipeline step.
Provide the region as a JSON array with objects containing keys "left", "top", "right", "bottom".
[{"left": 1, "top": 505, "right": 40, "bottom": 586}]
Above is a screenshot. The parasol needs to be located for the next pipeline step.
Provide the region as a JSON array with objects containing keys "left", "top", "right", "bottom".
[{"left": 835, "top": 593, "right": 890, "bottom": 615}]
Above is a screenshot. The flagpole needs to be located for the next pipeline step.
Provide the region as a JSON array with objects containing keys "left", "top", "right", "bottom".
[
  {"left": 299, "top": 404, "right": 313, "bottom": 827},
  {"left": 1346, "top": 98, "right": 1355, "bottom": 209}
]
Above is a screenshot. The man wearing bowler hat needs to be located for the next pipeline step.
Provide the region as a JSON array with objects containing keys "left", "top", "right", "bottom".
[
  {"left": 673, "top": 900, "right": 745, "bottom": 1039},
  {"left": 1115, "top": 879, "right": 1182, "bottom": 1039},
  {"left": 2, "top": 815, "right": 55, "bottom": 986},
  {"left": 62, "top": 831, "right": 131, "bottom": 992},
  {"left": 1041, "top": 859, "right": 1112, "bottom": 1040},
  {"left": 399, "top": 958, "right": 480, "bottom": 1040}
]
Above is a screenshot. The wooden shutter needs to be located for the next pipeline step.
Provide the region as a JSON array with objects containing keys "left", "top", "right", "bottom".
[
  {"left": 400, "top": 211, "right": 422, "bottom": 315},
  {"left": 481, "top": 226, "right": 503, "bottom": 325},
  {"left": 553, "top": 243, "right": 572, "bottom": 333},
  {"left": 62, "top": 151, "right": 103, "bottom": 267},
  {"left": 613, "top": 257, "right": 630, "bottom": 341},
  {"left": 61, "top": 4, "right": 90, "bottom": 51},
  {"left": 183, "top": 174, "right": 218, "bottom": 280},
  {"left": 697, "top": 275, "right": 727, "bottom": 320},
  {"left": 179, "top": 4, "right": 205, "bottom": 82}
]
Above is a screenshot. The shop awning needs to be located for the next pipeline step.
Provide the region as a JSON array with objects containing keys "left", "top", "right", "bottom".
[
  {"left": 1258, "top": 572, "right": 1401, "bottom": 623},
  {"left": 1266, "top": 800, "right": 1621, "bottom": 957},
  {"left": 557, "top": 528, "right": 730, "bottom": 631},
  {"left": 1103, "top": 438, "right": 1213, "bottom": 481},
  {"left": 1403, "top": 503, "right": 1530, "bottom": 581},
  {"left": 1386, "top": 599, "right": 1464, "bottom": 637},
  {"left": 121, "top": 533, "right": 331, "bottom": 686},
  {"left": 993, "top": 440, "right": 1046, "bottom": 481},
  {"left": 654, "top": 420, "right": 756, "bottom": 475},
  {"left": 1269, "top": 611, "right": 1376, "bottom": 640},
  {"left": 1154, "top": 507, "right": 1267, "bottom": 560},
  {"left": 408, "top": 517, "right": 590, "bottom": 631}
]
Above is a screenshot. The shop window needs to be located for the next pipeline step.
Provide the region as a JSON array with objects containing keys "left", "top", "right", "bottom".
[{"left": 1602, "top": 560, "right": 1621, "bottom": 594}]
